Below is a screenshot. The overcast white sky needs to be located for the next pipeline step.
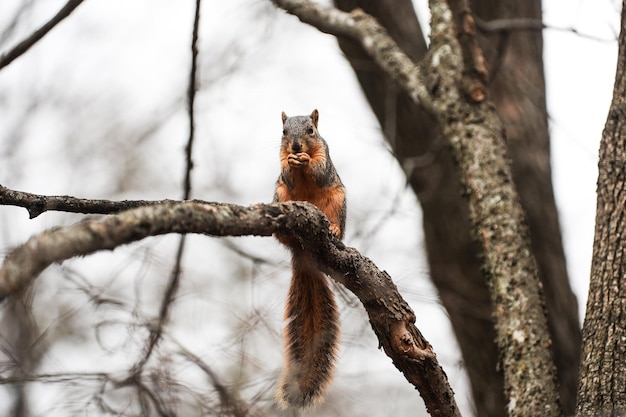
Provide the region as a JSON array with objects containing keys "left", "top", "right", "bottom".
[{"left": 0, "top": 0, "right": 622, "bottom": 415}]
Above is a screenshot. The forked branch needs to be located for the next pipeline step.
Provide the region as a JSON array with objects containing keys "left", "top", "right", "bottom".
[{"left": 0, "top": 0, "right": 86, "bottom": 71}]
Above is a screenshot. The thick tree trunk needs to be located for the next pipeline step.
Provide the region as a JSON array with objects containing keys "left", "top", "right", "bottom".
[
  {"left": 576, "top": 2, "right": 626, "bottom": 414},
  {"left": 334, "top": 0, "right": 579, "bottom": 416}
]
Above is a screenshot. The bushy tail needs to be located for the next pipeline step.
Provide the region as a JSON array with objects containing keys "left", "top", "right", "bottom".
[{"left": 276, "top": 249, "right": 339, "bottom": 409}]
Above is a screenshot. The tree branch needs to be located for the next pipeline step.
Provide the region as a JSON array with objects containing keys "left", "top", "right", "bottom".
[
  {"left": 0, "top": 0, "right": 86, "bottom": 71},
  {"left": 131, "top": 0, "right": 203, "bottom": 380},
  {"left": 0, "top": 184, "right": 278, "bottom": 295},
  {"left": 473, "top": 16, "right": 615, "bottom": 42},
  {"left": 270, "top": 0, "right": 435, "bottom": 113},
  {"left": 270, "top": 0, "right": 562, "bottom": 415},
  {"left": 428, "top": 1, "right": 562, "bottom": 415},
  {"left": 178, "top": 347, "right": 251, "bottom": 417},
  {"left": 183, "top": 0, "right": 201, "bottom": 201},
  {"left": 0, "top": 199, "right": 459, "bottom": 417},
  {"left": 447, "top": 0, "right": 489, "bottom": 101},
  {"left": 0, "top": 184, "right": 175, "bottom": 219}
]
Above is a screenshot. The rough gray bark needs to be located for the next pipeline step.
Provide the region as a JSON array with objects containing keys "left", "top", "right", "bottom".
[
  {"left": 427, "top": 3, "right": 561, "bottom": 416},
  {"left": 472, "top": 2, "right": 581, "bottom": 413},
  {"left": 270, "top": 0, "right": 562, "bottom": 415},
  {"left": 576, "top": 2, "right": 626, "bottom": 414},
  {"left": 0, "top": 197, "right": 460, "bottom": 417}
]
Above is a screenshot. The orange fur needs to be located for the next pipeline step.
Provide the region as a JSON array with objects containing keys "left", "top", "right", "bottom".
[
  {"left": 276, "top": 143, "right": 345, "bottom": 238},
  {"left": 273, "top": 110, "right": 346, "bottom": 409},
  {"left": 276, "top": 249, "right": 339, "bottom": 408}
]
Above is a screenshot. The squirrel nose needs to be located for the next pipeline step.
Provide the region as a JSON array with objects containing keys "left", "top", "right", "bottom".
[{"left": 292, "top": 142, "right": 302, "bottom": 153}]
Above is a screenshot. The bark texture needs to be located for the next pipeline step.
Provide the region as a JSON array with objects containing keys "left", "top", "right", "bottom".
[
  {"left": 427, "top": 3, "right": 561, "bottom": 415},
  {"left": 333, "top": 0, "right": 578, "bottom": 415},
  {"left": 577, "top": 3, "right": 626, "bottom": 414},
  {"left": 472, "top": 2, "right": 581, "bottom": 412},
  {"left": 0, "top": 197, "right": 460, "bottom": 417}
]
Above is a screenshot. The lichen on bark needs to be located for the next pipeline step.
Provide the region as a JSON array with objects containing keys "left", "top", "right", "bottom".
[{"left": 426, "top": 0, "right": 562, "bottom": 415}]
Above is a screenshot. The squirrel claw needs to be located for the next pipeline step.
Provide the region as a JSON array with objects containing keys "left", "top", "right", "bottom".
[{"left": 329, "top": 223, "right": 341, "bottom": 238}]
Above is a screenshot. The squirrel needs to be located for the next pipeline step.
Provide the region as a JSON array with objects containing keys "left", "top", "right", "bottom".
[{"left": 273, "top": 109, "right": 346, "bottom": 409}]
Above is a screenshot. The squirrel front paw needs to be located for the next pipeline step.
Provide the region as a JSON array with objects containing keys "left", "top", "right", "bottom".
[
  {"left": 288, "top": 152, "right": 310, "bottom": 168},
  {"left": 329, "top": 223, "right": 341, "bottom": 238}
]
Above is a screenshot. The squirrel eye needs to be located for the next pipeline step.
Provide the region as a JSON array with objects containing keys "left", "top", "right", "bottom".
[
  {"left": 282, "top": 129, "right": 287, "bottom": 135},
  {"left": 307, "top": 127, "right": 314, "bottom": 135}
]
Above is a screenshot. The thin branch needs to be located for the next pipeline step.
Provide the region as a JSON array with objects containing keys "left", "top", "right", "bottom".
[
  {"left": 0, "top": 199, "right": 459, "bottom": 417},
  {"left": 0, "top": 370, "right": 172, "bottom": 416},
  {"left": 0, "top": 0, "right": 86, "bottom": 71},
  {"left": 270, "top": 0, "right": 434, "bottom": 113},
  {"left": 0, "top": 0, "right": 35, "bottom": 46},
  {"left": 474, "top": 16, "right": 544, "bottom": 32},
  {"left": 547, "top": 24, "right": 616, "bottom": 43},
  {"left": 183, "top": 0, "right": 201, "bottom": 200},
  {"left": 446, "top": 0, "right": 489, "bottom": 101},
  {"left": 178, "top": 347, "right": 252, "bottom": 417},
  {"left": 131, "top": 0, "right": 203, "bottom": 379},
  {"left": 0, "top": 371, "right": 110, "bottom": 385},
  {"left": 130, "top": 236, "right": 187, "bottom": 375},
  {"left": 222, "top": 238, "right": 277, "bottom": 266},
  {"left": 135, "top": 378, "right": 174, "bottom": 417},
  {"left": 474, "top": 16, "right": 616, "bottom": 42},
  {"left": 0, "top": 184, "right": 175, "bottom": 219}
]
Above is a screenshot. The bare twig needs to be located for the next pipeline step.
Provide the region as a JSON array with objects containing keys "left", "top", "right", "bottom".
[
  {"left": 0, "top": 371, "right": 110, "bottom": 385},
  {"left": 0, "top": 0, "right": 86, "bottom": 71},
  {"left": 135, "top": 378, "right": 174, "bottom": 417},
  {"left": 178, "top": 346, "right": 252, "bottom": 417},
  {"left": 222, "top": 238, "right": 277, "bottom": 265},
  {"left": 183, "top": 0, "right": 201, "bottom": 200},
  {"left": 0, "top": 184, "right": 175, "bottom": 219},
  {"left": 130, "top": 235, "right": 187, "bottom": 374},
  {"left": 474, "top": 16, "right": 616, "bottom": 42},
  {"left": 131, "top": 0, "right": 203, "bottom": 379},
  {"left": 0, "top": 0, "right": 35, "bottom": 46},
  {"left": 474, "top": 16, "right": 545, "bottom": 32}
]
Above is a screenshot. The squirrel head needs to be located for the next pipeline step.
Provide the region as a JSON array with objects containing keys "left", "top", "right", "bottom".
[{"left": 281, "top": 110, "right": 321, "bottom": 154}]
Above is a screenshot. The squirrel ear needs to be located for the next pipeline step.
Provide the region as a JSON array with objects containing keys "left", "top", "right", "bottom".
[
  {"left": 311, "top": 109, "right": 319, "bottom": 128},
  {"left": 281, "top": 111, "right": 288, "bottom": 123}
]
